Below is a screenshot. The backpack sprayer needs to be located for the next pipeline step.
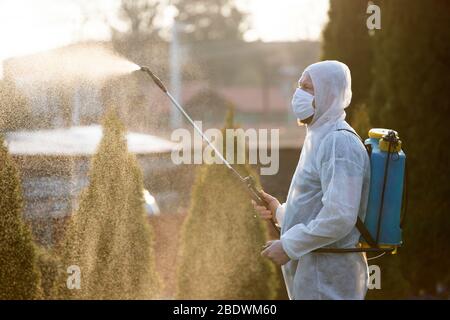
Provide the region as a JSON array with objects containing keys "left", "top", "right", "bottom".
[
  {"left": 314, "top": 128, "right": 407, "bottom": 255},
  {"left": 138, "top": 66, "right": 281, "bottom": 232}
]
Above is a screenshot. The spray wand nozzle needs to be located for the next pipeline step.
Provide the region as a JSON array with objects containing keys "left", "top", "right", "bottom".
[{"left": 139, "top": 66, "right": 168, "bottom": 93}]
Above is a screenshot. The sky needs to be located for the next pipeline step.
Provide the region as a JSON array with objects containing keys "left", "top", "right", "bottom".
[
  {"left": 0, "top": 0, "right": 329, "bottom": 76},
  {"left": 238, "top": 0, "right": 330, "bottom": 42}
]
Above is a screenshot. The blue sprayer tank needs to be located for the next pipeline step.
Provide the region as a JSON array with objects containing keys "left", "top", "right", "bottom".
[{"left": 363, "top": 128, "right": 405, "bottom": 248}]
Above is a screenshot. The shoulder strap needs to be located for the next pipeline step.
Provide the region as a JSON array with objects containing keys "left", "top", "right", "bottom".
[
  {"left": 336, "top": 128, "right": 360, "bottom": 138},
  {"left": 356, "top": 217, "right": 378, "bottom": 248},
  {"left": 335, "top": 128, "right": 378, "bottom": 248},
  {"left": 336, "top": 128, "right": 372, "bottom": 155}
]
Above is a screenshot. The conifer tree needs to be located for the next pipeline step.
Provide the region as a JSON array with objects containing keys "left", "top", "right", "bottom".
[
  {"left": 35, "top": 247, "right": 61, "bottom": 300},
  {"left": 59, "top": 111, "right": 160, "bottom": 299},
  {"left": 322, "top": 0, "right": 374, "bottom": 134},
  {"left": 370, "top": 0, "right": 450, "bottom": 293},
  {"left": 177, "top": 109, "right": 278, "bottom": 299},
  {"left": 0, "top": 80, "right": 31, "bottom": 131},
  {"left": 0, "top": 136, "right": 41, "bottom": 299}
]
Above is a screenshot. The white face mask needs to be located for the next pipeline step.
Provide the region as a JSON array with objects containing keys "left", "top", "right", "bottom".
[{"left": 292, "top": 88, "right": 315, "bottom": 121}]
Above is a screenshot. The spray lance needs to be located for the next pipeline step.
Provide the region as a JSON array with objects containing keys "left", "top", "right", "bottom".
[
  {"left": 139, "top": 66, "right": 281, "bottom": 234},
  {"left": 140, "top": 66, "right": 292, "bottom": 299}
]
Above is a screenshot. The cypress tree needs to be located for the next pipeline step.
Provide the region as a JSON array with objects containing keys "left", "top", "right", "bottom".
[
  {"left": 177, "top": 109, "right": 278, "bottom": 299},
  {"left": 322, "top": 0, "right": 374, "bottom": 134},
  {"left": 59, "top": 111, "right": 160, "bottom": 299},
  {"left": 370, "top": 0, "right": 450, "bottom": 294},
  {"left": 35, "top": 247, "right": 61, "bottom": 300},
  {"left": 0, "top": 136, "right": 41, "bottom": 299},
  {"left": 0, "top": 80, "right": 31, "bottom": 131}
]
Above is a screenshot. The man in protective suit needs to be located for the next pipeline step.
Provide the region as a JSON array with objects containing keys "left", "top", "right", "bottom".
[{"left": 253, "top": 60, "right": 370, "bottom": 300}]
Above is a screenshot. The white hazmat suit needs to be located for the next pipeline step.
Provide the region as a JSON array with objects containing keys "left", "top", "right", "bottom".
[{"left": 278, "top": 61, "right": 370, "bottom": 300}]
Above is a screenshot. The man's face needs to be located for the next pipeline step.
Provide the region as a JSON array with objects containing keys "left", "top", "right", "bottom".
[{"left": 297, "top": 72, "right": 315, "bottom": 126}]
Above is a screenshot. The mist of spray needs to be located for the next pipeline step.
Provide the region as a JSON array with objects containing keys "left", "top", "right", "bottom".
[
  {"left": 1, "top": 44, "right": 141, "bottom": 130},
  {"left": 6, "top": 44, "right": 139, "bottom": 83},
  {"left": 0, "top": 42, "right": 201, "bottom": 299}
]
